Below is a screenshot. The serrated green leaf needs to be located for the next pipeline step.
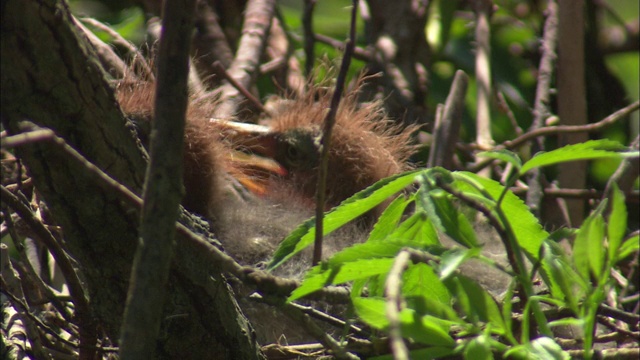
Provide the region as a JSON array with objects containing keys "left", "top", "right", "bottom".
[
  {"left": 368, "top": 194, "right": 414, "bottom": 242},
  {"left": 269, "top": 170, "right": 421, "bottom": 270},
  {"left": 477, "top": 149, "right": 522, "bottom": 170},
  {"left": 520, "top": 139, "right": 638, "bottom": 174},
  {"left": 288, "top": 258, "right": 394, "bottom": 301},
  {"left": 607, "top": 183, "right": 627, "bottom": 262},
  {"left": 453, "top": 172, "right": 548, "bottom": 260}
]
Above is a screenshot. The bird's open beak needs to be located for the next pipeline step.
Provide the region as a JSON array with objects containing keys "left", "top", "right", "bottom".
[{"left": 210, "top": 119, "right": 286, "bottom": 195}]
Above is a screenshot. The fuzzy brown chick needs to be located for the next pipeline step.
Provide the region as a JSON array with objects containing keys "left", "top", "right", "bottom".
[
  {"left": 116, "top": 80, "right": 246, "bottom": 225},
  {"left": 249, "top": 88, "right": 416, "bottom": 209}
]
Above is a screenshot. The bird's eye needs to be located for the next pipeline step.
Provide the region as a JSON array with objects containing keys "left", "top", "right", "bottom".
[{"left": 286, "top": 145, "right": 301, "bottom": 165}]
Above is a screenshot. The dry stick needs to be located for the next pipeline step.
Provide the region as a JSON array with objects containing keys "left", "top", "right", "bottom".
[
  {"left": 212, "top": 61, "right": 269, "bottom": 116},
  {"left": 214, "top": 0, "right": 276, "bottom": 119},
  {"left": 525, "top": 0, "right": 558, "bottom": 218},
  {"left": 5, "top": 125, "right": 352, "bottom": 306},
  {"left": 603, "top": 134, "right": 640, "bottom": 199},
  {"left": 303, "top": 0, "right": 317, "bottom": 77},
  {"left": 314, "top": 33, "right": 374, "bottom": 62},
  {"left": 74, "top": 17, "right": 128, "bottom": 79},
  {"left": 386, "top": 250, "right": 411, "bottom": 360},
  {"left": 0, "top": 202, "right": 74, "bottom": 323},
  {"left": 474, "top": 0, "right": 494, "bottom": 178},
  {"left": 427, "top": 70, "right": 469, "bottom": 168},
  {"left": 118, "top": 0, "right": 196, "bottom": 358},
  {"left": 0, "top": 184, "right": 94, "bottom": 356},
  {"left": 313, "top": 0, "right": 358, "bottom": 266},
  {"left": 80, "top": 17, "right": 154, "bottom": 81},
  {"left": 470, "top": 100, "right": 640, "bottom": 174}
]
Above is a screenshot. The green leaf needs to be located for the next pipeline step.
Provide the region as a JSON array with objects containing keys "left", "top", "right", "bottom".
[
  {"left": 520, "top": 139, "right": 638, "bottom": 174},
  {"left": 616, "top": 235, "right": 640, "bottom": 263},
  {"left": 477, "top": 149, "right": 522, "bottom": 170},
  {"left": 288, "top": 258, "right": 394, "bottom": 301},
  {"left": 540, "top": 241, "right": 586, "bottom": 313},
  {"left": 607, "top": 183, "right": 627, "bottom": 262},
  {"left": 388, "top": 211, "right": 439, "bottom": 246},
  {"left": 368, "top": 194, "right": 414, "bottom": 242},
  {"left": 417, "top": 186, "right": 479, "bottom": 248},
  {"left": 403, "top": 263, "right": 451, "bottom": 304},
  {"left": 444, "top": 275, "right": 506, "bottom": 334},
  {"left": 464, "top": 333, "right": 494, "bottom": 360},
  {"left": 438, "top": 247, "right": 481, "bottom": 280},
  {"left": 573, "top": 201, "right": 607, "bottom": 281},
  {"left": 453, "top": 172, "right": 548, "bottom": 260},
  {"left": 353, "top": 297, "right": 456, "bottom": 347},
  {"left": 269, "top": 170, "right": 421, "bottom": 269}
]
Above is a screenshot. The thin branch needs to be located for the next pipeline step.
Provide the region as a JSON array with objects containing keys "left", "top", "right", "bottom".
[
  {"left": 525, "top": 0, "right": 558, "bottom": 218},
  {"left": 0, "top": 184, "right": 95, "bottom": 357},
  {"left": 313, "top": 0, "right": 358, "bottom": 266},
  {"left": 469, "top": 100, "right": 640, "bottom": 173},
  {"left": 428, "top": 70, "right": 469, "bottom": 169},
  {"left": 79, "top": 17, "right": 154, "bottom": 81},
  {"left": 506, "top": 100, "right": 639, "bottom": 151},
  {"left": 385, "top": 250, "right": 411, "bottom": 360},
  {"left": 7, "top": 124, "right": 352, "bottom": 306},
  {"left": 314, "top": 33, "right": 374, "bottom": 62},
  {"left": 213, "top": 0, "right": 276, "bottom": 119},
  {"left": 212, "top": 60, "right": 269, "bottom": 116},
  {"left": 303, "top": 0, "right": 317, "bottom": 77},
  {"left": 119, "top": 0, "right": 196, "bottom": 357},
  {"left": 474, "top": 0, "right": 494, "bottom": 178}
]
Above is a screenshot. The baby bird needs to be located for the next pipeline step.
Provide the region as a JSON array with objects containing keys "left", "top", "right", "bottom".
[{"left": 115, "top": 78, "right": 415, "bottom": 260}]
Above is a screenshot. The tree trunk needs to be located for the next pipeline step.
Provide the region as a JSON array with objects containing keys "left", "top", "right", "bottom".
[{"left": 1, "top": 1, "right": 263, "bottom": 358}]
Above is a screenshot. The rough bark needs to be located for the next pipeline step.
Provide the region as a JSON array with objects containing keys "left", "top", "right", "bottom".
[{"left": 1, "top": 1, "right": 263, "bottom": 358}]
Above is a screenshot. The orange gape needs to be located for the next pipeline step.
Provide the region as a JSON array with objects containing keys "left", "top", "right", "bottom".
[{"left": 114, "top": 77, "right": 416, "bottom": 225}]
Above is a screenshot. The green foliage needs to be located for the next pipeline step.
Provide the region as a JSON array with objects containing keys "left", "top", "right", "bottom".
[{"left": 275, "top": 141, "right": 637, "bottom": 359}]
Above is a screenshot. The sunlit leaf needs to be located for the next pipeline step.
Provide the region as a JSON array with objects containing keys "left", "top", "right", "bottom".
[
  {"left": 453, "top": 172, "right": 548, "bottom": 260},
  {"left": 520, "top": 139, "right": 637, "bottom": 174},
  {"left": 288, "top": 258, "right": 394, "bottom": 301},
  {"left": 269, "top": 170, "right": 421, "bottom": 269},
  {"left": 607, "top": 183, "right": 627, "bottom": 262}
]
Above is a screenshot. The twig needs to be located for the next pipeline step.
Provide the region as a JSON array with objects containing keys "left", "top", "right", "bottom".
[
  {"left": 0, "top": 184, "right": 95, "bottom": 357},
  {"left": 385, "top": 250, "right": 411, "bottom": 360},
  {"left": 118, "top": 0, "right": 196, "bottom": 358},
  {"left": 525, "top": 0, "right": 558, "bottom": 218},
  {"left": 212, "top": 61, "right": 269, "bottom": 116},
  {"left": 74, "top": 16, "right": 128, "bottom": 79},
  {"left": 253, "top": 295, "right": 359, "bottom": 359},
  {"left": 469, "top": 100, "right": 640, "bottom": 173},
  {"left": 80, "top": 17, "right": 154, "bottom": 81},
  {"left": 507, "top": 100, "right": 639, "bottom": 151},
  {"left": 314, "top": 33, "right": 374, "bottom": 62},
  {"left": 474, "top": 0, "right": 494, "bottom": 178},
  {"left": 8, "top": 124, "right": 352, "bottom": 307},
  {"left": 213, "top": 0, "right": 276, "bottom": 119},
  {"left": 427, "top": 70, "right": 469, "bottom": 169},
  {"left": 303, "top": 0, "right": 317, "bottom": 76},
  {"left": 313, "top": 0, "right": 358, "bottom": 266}
]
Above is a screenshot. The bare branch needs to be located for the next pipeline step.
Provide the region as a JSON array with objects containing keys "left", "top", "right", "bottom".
[{"left": 313, "top": 0, "right": 358, "bottom": 266}]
